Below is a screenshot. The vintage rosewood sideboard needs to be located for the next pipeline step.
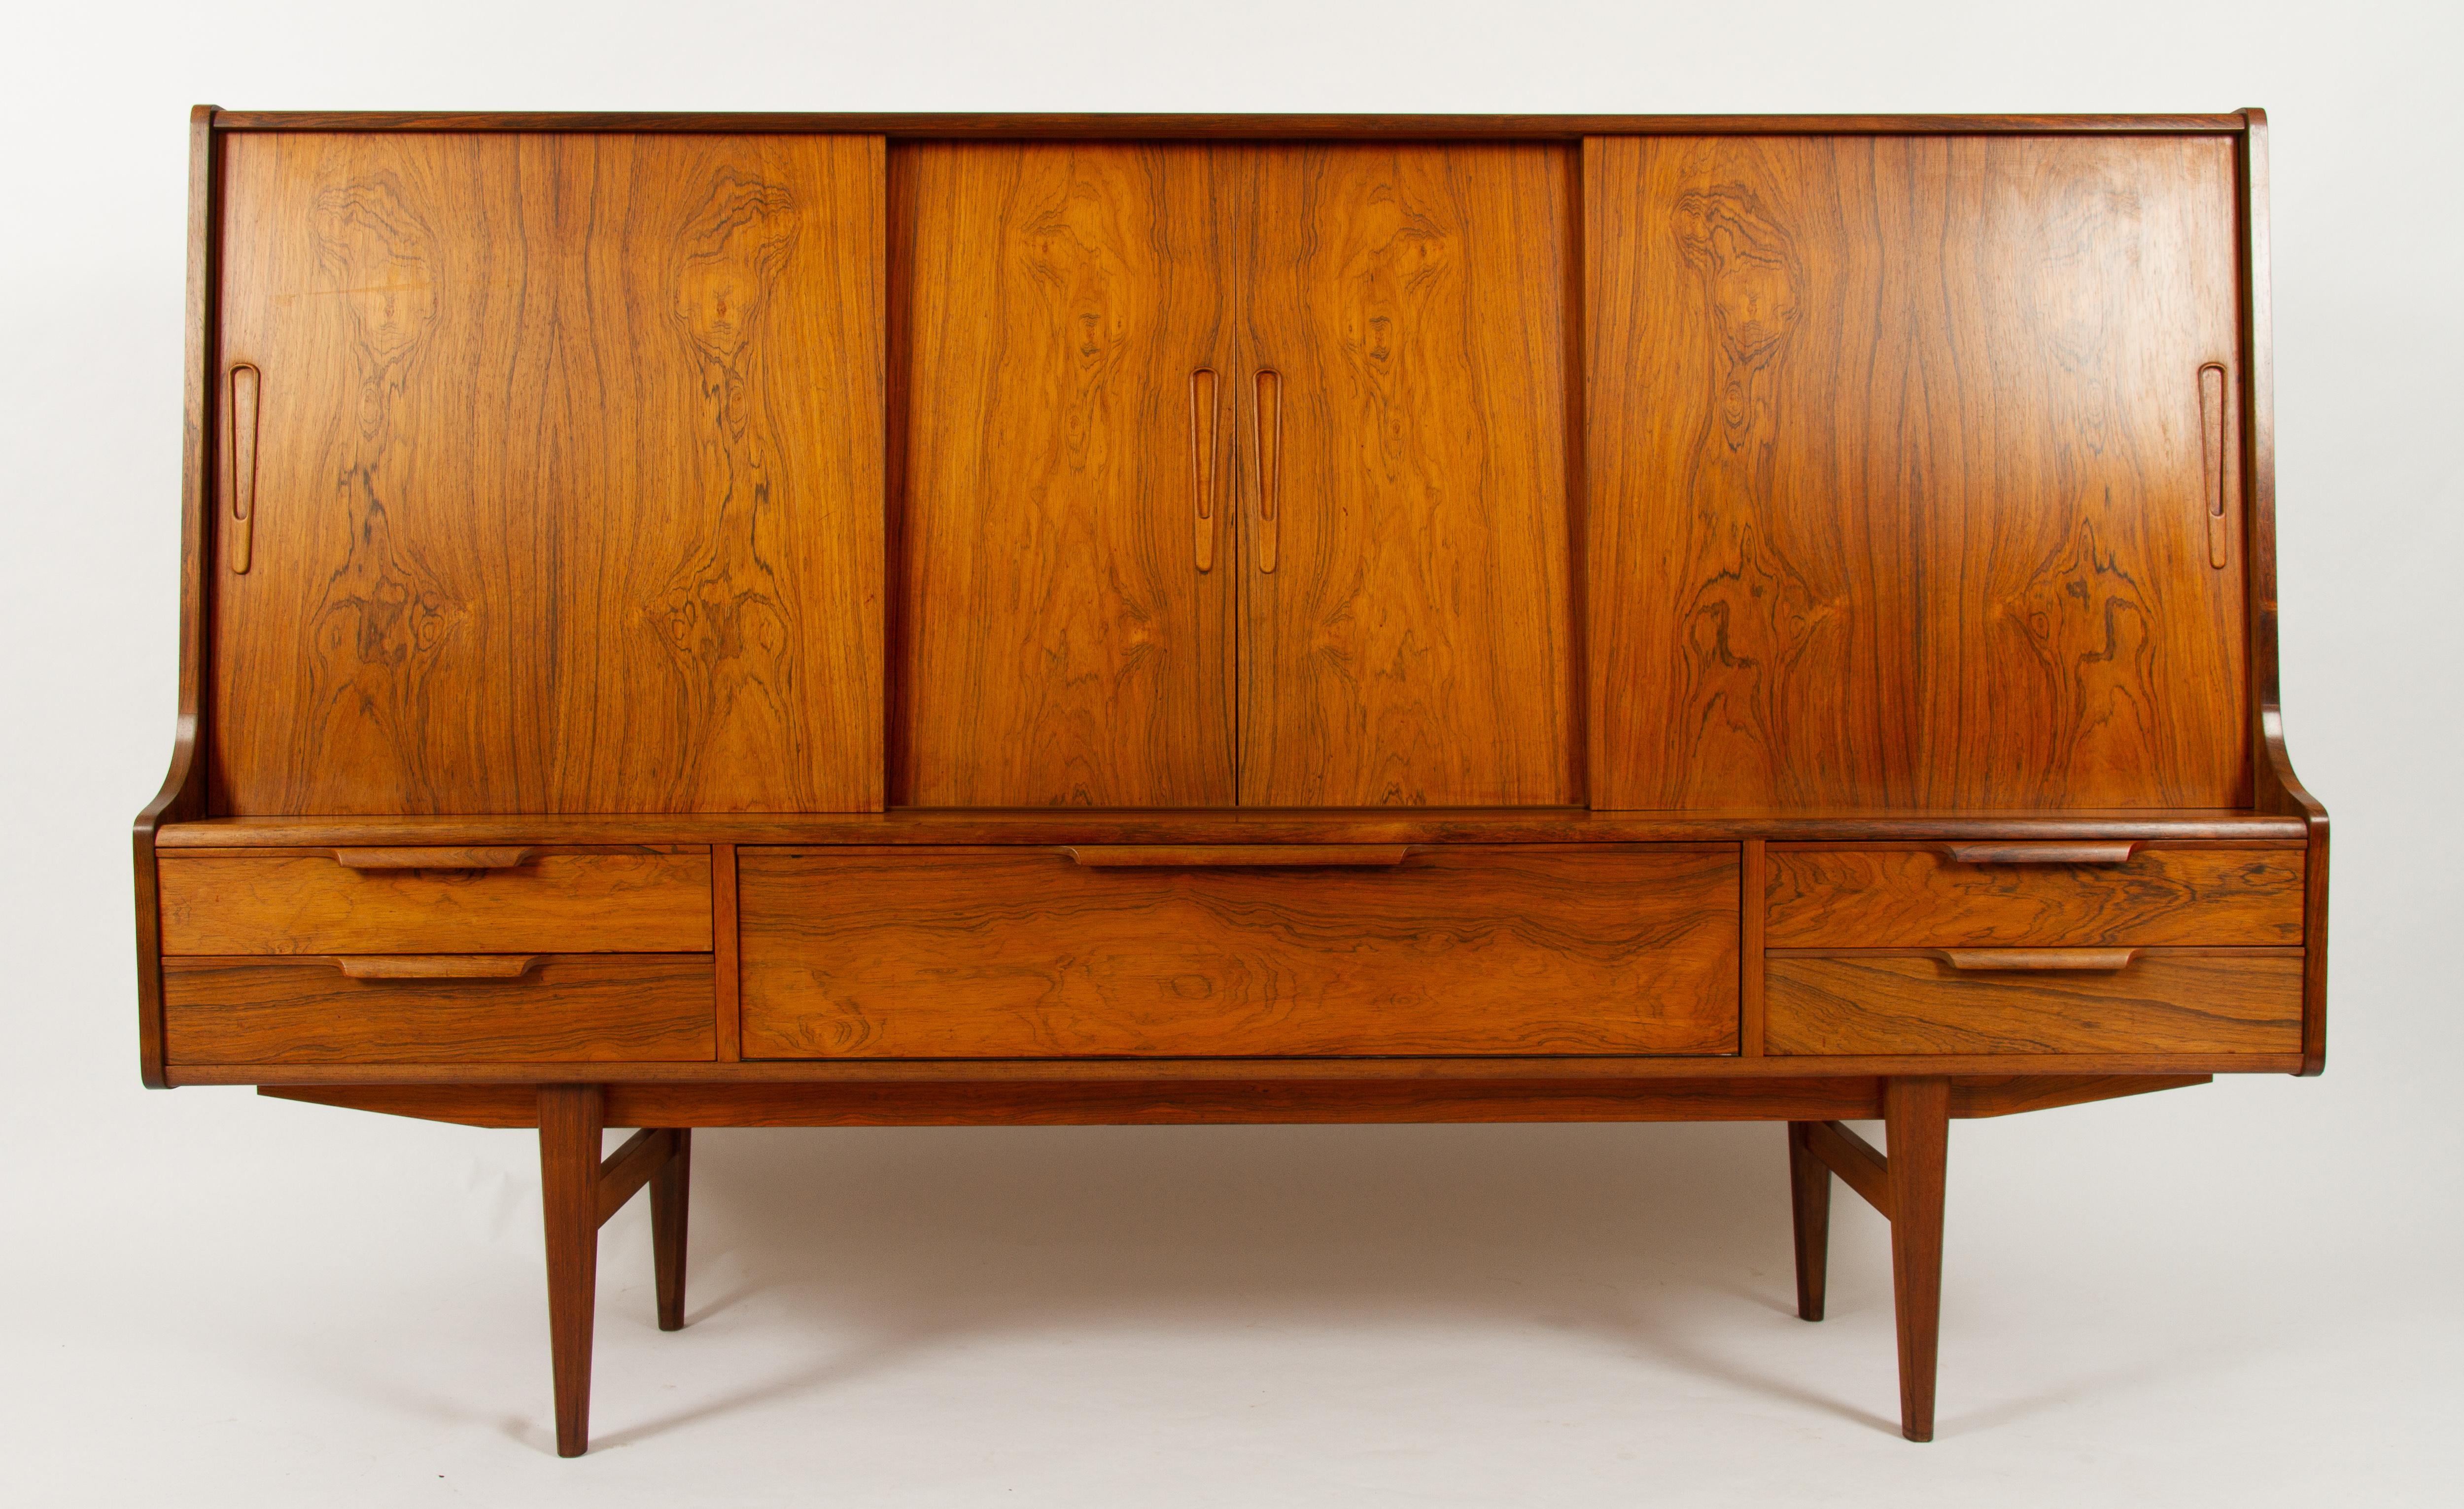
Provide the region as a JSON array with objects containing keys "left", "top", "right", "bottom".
[{"left": 136, "top": 107, "right": 2325, "bottom": 1454}]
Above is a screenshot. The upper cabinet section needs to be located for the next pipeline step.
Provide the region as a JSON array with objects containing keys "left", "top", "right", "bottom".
[
  {"left": 209, "top": 133, "right": 886, "bottom": 814},
  {"left": 898, "top": 140, "right": 1578, "bottom": 808},
  {"left": 1237, "top": 144, "right": 1578, "bottom": 807},
  {"left": 898, "top": 143, "right": 1242, "bottom": 807},
  {"left": 1587, "top": 135, "right": 2250, "bottom": 810}
]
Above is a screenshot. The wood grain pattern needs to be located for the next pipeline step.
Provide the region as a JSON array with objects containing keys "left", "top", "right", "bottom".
[
  {"left": 899, "top": 142, "right": 1237, "bottom": 806},
  {"left": 1765, "top": 843, "right": 2304, "bottom": 948},
  {"left": 158, "top": 848, "right": 712, "bottom": 954},
  {"left": 1766, "top": 949, "right": 2302, "bottom": 1055},
  {"left": 209, "top": 132, "right": 884, "bottom": 814},
  {"left": 162, "top": 954, "right": 716, "bottom": 1063},
  {"left": 1589, "top": 134, "right": 2249, "bottom": 809},
  {"left": 739, "top": 844, "right": 1738, "bottom": 1057},
  {"left": 1240, "top": 143, "right": 1577, "bottom": 806},
  {"left": 153, "top": 809, "right": 2314, "bottom": 849}
]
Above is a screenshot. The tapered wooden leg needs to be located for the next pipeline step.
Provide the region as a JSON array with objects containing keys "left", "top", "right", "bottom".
[
  {"left": 539, "top": 1086, "right": 604, "bottom": 1459},
  {"left": 1787, "top": 1121, "right": 1832, "bottom": 1322},
  {"left": 651, "top": 1128, "right": 691, "bottom": 1332},
  {"left": 1884, "top": 1077, "right": 1950, "bottom": 1443}
]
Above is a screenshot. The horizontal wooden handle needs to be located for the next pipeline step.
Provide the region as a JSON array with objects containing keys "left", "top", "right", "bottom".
[
  {"left": 1064, "top": 845, "right": 1411, "bottom": 868},
  {"left": 333, "top": 846, "right": 539, "bottom": 871},
  {"left": 336, "top": 955, "right": 542, "bottom": 980},
  {"left": 1937, "top": 948, "right": 2138, "bottom": 972},
  {"left": 1941, "top": 842, "right": 2138, "bottom": 866}
]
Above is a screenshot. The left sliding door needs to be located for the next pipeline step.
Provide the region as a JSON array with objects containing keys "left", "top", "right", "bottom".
[{"left": 210, "top": 132, "right": 886, "bottom": 813}]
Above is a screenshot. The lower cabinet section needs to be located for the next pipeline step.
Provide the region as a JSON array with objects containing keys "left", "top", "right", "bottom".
[
  {"left": 162, "top": 955, "right": 717, "bottom": 1064},
  {"left": 1763, "top": 948, "right": 2303, "bottom": 1055},
  {"left": 738, "top": 844, "right": 1741, "bottom": 1057}
]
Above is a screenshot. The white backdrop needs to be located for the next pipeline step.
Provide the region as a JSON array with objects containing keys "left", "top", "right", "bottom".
[{"left": 3, "top": 3, "right": 2456, "bottom": 1504}]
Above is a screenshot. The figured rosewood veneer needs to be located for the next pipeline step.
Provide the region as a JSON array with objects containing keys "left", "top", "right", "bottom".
[{"left": 136, "top": 108, "right": 2327, "bottom": 1456}]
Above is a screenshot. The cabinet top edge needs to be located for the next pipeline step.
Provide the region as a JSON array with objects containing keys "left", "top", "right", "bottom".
[
  {"left": 155, "top": 810, "right": 2312, "bottom": 848},
  {"left": 201, "top": 110, "right": 2257, "bottom": 137}
]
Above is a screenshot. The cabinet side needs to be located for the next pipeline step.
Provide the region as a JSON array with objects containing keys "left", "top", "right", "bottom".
[
  {"left": 2236, "top": 107, "right": 2329, "bottom": 1074},
  {"left": 133, "top": 105, "right": 220, "bottom": 1088}
]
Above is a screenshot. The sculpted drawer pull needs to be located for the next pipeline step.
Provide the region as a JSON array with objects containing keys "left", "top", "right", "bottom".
[
  {"left": 1251, "top": 369, "right": 1282, "bottom": 573},
  {"left": 336, "top": 954, "right": 543, "bottom": 980},
  {"left": 1941, "top": 842, "right": 2138, "bottom": 866},
  {"left": 1064, "top": 844, "right": 1412, "bottom": 868},
  {"left": 333, "top": 846, "right": 540, "bottom": 871},
  {"left": 1190, "top": 368, "right": 1221, "bottom": 572},
  {"left": 1937, "top": 948, "right": 2138, "bottom": 973},
  {"left": 225, "top": 363, "right": 260, "bottom": 574}
]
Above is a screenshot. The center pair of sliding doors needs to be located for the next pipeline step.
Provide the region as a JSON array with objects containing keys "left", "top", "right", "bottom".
[{"left": 897, "top": 141, "right": 1581, "bottom": 810}]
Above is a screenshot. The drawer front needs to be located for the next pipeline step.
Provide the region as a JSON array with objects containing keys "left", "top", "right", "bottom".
[
  {"left": 1765, "top": 844, "right": 2304, "bottom": 948},
  {"left": 158, "top": 847, "right": 712, "bottom": 954},
  {"left": 1765, "top": 949, "right": 2302, "bottom": 1055},
  {"left": 162, "top": 954, "right": 716, "bottom": 1063},
  {"left": 740, "top": 845, "right": 1740, "bottom": 1057}
]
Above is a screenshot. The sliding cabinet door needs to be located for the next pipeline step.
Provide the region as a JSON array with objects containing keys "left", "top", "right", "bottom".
[
  {"left": 1588, "top": 134, "right": 2249, "bottom": 809},
  {"left": 211, "top": 132, "right": 885, "bottom": 814},
  {"left": 900, "top": 143, "right": 1240, "bottom": 807},
  {"left": 1237, "top": 143, "right": 1579, "bottom": 807}
]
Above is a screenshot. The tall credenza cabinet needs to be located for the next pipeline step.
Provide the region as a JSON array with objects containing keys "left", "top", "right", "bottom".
[{"left": 137, "top": 110, "right": 2327, "bottom": 1456}]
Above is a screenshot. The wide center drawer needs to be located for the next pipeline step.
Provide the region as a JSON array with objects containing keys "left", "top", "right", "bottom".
[
  {"left": 1764, "top": 842, "right": 2304, "bottom": 948},
  {"left": 157, "top": 846, "right": 713, "bottom": 955},
  {"left": 738, "top": 844, "right": 1741, "bottom": 1057}
]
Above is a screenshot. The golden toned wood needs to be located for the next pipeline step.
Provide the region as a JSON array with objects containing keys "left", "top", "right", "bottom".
[
  {"left": 1942, "top": 842, "right": 2138, "bottom": 866},
  {"left": 1766, "top": 948, "right": 2303, "bottom": 1055},
  {"left": 712, "top": 842, "right": 741, "bottom": 1062},
  {"left": 1741, "top": 838, "right": 1767, "bottom": 1055},
  {"left": 162, "top": 955, "right": 717, "bottom": 1063},
  {"left": 212, "top": 111, "right": 2257, "bottom": 137},
  {"left": 153, "top": 809, "right": 2314, "bottom": 849},
  {"left": 1766, "top": 843, "right": 2304, "bottom": 948},
  {"left": 1240, "top": 143, "right": 1578, "bottom": 806},
  {"left": 1064, "top": 844, "right": 1410, "bottom": 867},
  {"left": 334, "top": 954, "right": 541, "bottom": 979},
  {"left": 157, "top": 848, "right": 712, "bottom": 955},
  {"left": 332, "top": 846, "right": 537, "bottom": 870},
  {"left": 223, "top": 363, "right": 260, "bottom": 573},
  {"left": 1588, "top": 134, "right": 2249, "bottom": 810},
  {"left": 898, "top": 141, "right": 1238, "bottom": 806},
  {"left": 1934, "top": 948, "right": 2135, "bottom": 971},
  {"left": 209, "top": 132, "right": 884, "bottom": 815},
  {"left": 739, "top": 844, "right": 1738, "bottom": 1057}
]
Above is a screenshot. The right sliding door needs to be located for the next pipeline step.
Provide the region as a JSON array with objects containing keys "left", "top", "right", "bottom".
[{"left": 1588, "top": 134, "right": 2251, "bottom": 810}]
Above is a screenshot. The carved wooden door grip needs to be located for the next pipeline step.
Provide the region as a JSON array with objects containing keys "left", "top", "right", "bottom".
[
  {"left": 2199, "top": 363, "right": 2229, "bottom": 569},
  {"left": 225, "top": 363, "right": 260, "bottom": 573},
  {"left": 1191, "top": 369, "right": 1220, "bottom": 572},
  {"left": 1252, "top": 369, "right": 1282, "bottom": 572}
]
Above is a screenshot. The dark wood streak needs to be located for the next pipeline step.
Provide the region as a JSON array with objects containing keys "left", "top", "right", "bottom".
[{"left": 1765, "top": 844, "right": 2304, "bottom": 948}]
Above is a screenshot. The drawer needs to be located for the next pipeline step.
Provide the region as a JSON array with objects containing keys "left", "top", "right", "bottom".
[
  {"left": 739, "top": 844, "right": 1740, "bottom": 1057},
  {"left": 158, "top": 846, "right": 712, "bottom": 955},
  {"left": 162, "top": 954, "right": 716, "bottom": 1063},
  {"left": 1764, "top": 842, "right": 2304, "bottom": 948},
  {"left": 1764, "top": 948, "right": 2303, "bottom": 1055}
]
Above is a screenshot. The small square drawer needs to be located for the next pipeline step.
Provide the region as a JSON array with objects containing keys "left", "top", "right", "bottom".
[
  {"left": 162, "top": 954, "right": 716, "bottom": 1064},
  {"left": 157, "top": 846, "right": 712, "bottom": 955},
  {"left": 1765, "top": 948, "right": 2302, "bottom": 1056},
  {"left": 1764, "top": 842, "right": 2303, "bottom": 949}
]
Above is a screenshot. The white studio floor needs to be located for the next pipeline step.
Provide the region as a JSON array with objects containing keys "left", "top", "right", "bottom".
[{"left": 7, "top": 1076, "right": 2451, "bottom": 1508}]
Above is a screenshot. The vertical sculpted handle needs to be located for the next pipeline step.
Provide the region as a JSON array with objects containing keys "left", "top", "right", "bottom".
[
  {"left": 226, "top": 363, "right": 261, "bottom": 574},
  {"left": 1252, "top": 369, "right": 1282, "bottom": 573},
  {"left": 1191, "top": 369, "right": 1220, "bottom": 572},
  {"left": 2199, "top": 362, "right": 2228, "bottom": 569}
]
